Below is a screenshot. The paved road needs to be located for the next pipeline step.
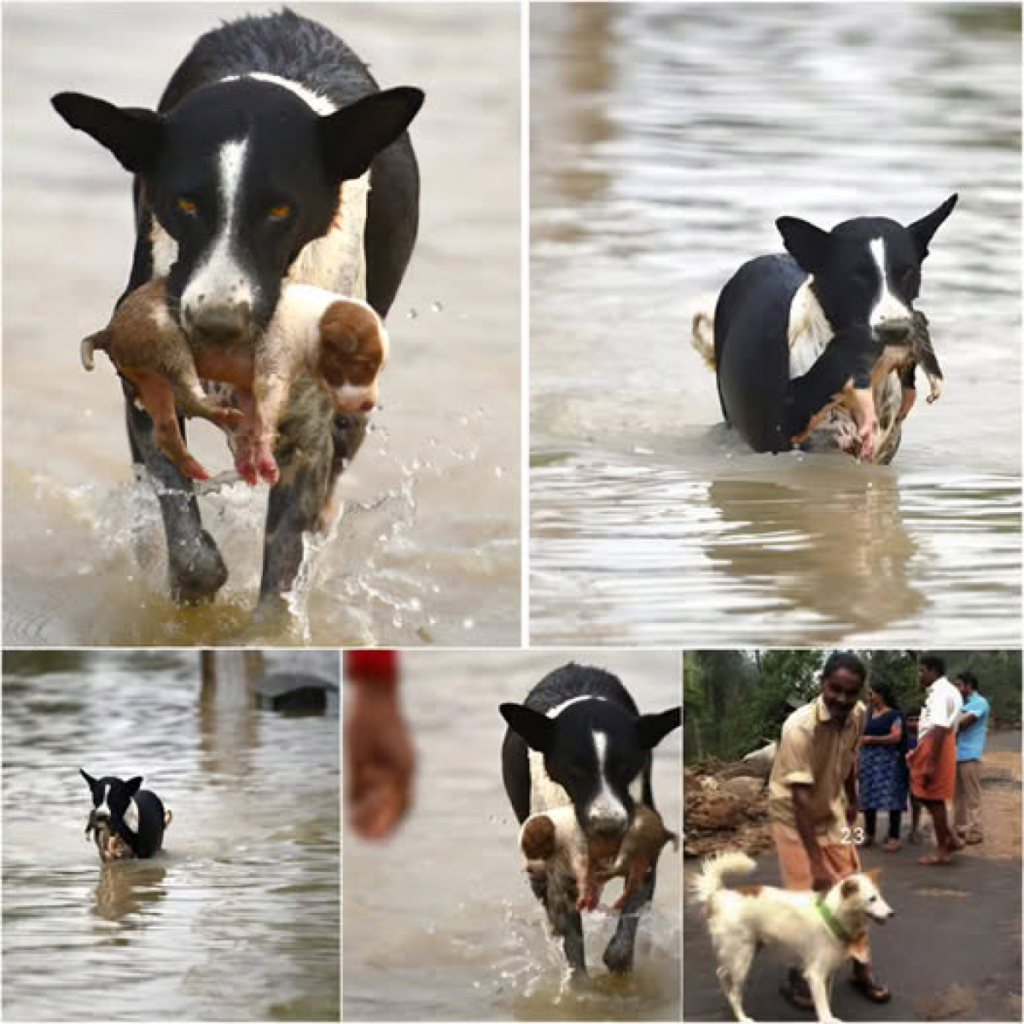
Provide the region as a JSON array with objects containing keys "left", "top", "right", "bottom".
[{"left": 684, "top": 734, "right": 1022, "bottom": 1021}]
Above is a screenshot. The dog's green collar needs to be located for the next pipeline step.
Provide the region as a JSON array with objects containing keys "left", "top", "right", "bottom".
[{"left": 815, "top": 894, "right": 851, "bottom": 943}]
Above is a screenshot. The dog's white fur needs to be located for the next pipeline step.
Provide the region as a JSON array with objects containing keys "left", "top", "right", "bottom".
[{"left": 691, "top": 851, "right": 893, "bottom": 1023}]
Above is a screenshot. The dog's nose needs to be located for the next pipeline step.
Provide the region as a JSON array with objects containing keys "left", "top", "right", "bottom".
[
  {"left": 875, "top": 318, "right": 912, "bottom": 342},
  {"left": 193, "top": 301, "right": 251, "bottom": 344}
]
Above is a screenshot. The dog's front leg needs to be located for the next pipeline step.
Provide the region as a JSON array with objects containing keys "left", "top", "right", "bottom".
[
  {"left": 546, "top": 873, "right": 588, "bottom": 981},
  {"left": 255, "top": 381, "right": 366, "bottom": 622},
  {"left": 123, "top": 381, "right": 228, "bottom": 603},
  {"left": 804, "top": 967, "right": 840, "bottom": 1024},
  {"left": 603, "top": 860, "right": 655, "bottom": 974}
]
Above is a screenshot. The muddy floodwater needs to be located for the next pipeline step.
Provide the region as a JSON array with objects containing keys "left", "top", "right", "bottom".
[
  {"left": 2, "top": 2, "right": 519, "bottom": 647},
  {"left": 2, "top": 650, "right": 340, "bottom": 1021},
  {"left": 343, "top": 650, "right": 682, "bottom": 1021},
  {"left": 531, "top": 3, "right": 1021, "bottom": 646}
]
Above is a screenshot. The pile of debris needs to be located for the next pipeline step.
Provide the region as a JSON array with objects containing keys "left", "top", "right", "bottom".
[{"left": 684, "top": 751, "right": 774, "bottom": 859}]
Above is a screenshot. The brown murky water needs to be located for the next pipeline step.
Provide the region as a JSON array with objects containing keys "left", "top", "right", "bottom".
[
  {"left": 2, "top": 2, "right": 520, "bottom": 647},
  {"left": 531, "top": 3, "right": 1021, "bottom": 646},
  {"left": 2, "top": 650, "right": 340, "bottom": 1021},
  {"left": 343, "top": 650, "right": 682, "bottom": 1021}
]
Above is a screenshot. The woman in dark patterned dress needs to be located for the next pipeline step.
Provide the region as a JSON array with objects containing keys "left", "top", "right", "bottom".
[{"left": 858, "top": 682, "right": 908, "bottom": 851}]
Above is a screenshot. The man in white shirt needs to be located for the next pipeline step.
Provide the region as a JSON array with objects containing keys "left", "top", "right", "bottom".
[{"left": 907, "top": 654, "right": 963, "bottom": 865}]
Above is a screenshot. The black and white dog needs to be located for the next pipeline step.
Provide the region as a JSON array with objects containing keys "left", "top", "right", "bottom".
[
  {"left": 80, "top": 769, "right": 171, "bottom": 860},
  {"left": 500, "top": 664, "right": 681, "bottom": 979},
  {"left": 52, "top": 9, "right": 424, "bottom": 614},
  {"left": 693, "top": 195, "right": 956, "bottom": 463}
]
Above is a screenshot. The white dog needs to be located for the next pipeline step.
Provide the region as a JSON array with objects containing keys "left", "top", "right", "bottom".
[{"left": 691, "top": 850, "right": 893, "bottom": 1023}]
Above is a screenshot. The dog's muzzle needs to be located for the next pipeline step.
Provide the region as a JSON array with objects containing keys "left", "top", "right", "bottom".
[{"left": 188, "top": 301, "right": 252, "bottom": 345}]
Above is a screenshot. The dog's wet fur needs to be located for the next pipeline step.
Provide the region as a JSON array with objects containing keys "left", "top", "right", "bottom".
[
  {"left": 693, "top": 195, "right": 956, "bottom": 463},
  {"left": 500, "top": 664, "right": 681, "bottom": 980},
  {"left": 52, "top": 8, "right": 423, "bottom": 612}
]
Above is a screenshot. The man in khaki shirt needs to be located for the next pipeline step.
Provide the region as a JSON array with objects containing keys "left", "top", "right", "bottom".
[{"left": 767, "top": 652, "right": 891, "bottom": 1009}]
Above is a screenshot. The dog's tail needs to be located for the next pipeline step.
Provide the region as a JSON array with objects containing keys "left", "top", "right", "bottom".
[
  {"left": 164, "top": 809, "right": 173, "bottom": 829},
  {"left": 80, "top": 329, "right": 109, "bottom": 372},
  {"left": 690, "top": 850, "right": 757, "bottom": 905},
  {"left": 690, "top": 309, "right": 717, "bottom": 372}
]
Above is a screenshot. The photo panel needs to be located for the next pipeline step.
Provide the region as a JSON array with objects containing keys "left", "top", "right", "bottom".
[
  {"left": 2, "top": 648, "right": 340, "bottom": 1021},
  {"left": 2, "top": 1, "right": 520, "bottom": 648},
  {"left": 530, "top": 2, "right": 1021, "bottom": 647},
  {"left": 343, "top": 649, "right": 682, "bottom": 1021},
  {"left": 683, "top": 648, "right": 1022, "bottom": 1022}
]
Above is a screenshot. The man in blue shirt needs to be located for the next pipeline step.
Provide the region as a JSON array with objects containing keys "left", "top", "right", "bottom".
[{"left": 953, "top": 671, "right": 990, "bottom": 845}]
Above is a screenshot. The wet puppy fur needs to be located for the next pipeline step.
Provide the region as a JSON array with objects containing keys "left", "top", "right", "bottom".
[
  {"left": 500, "top": 664, "right": 681, "bottom": 979},
  {"left": 81, "top": 769, "right": 171, "bottom": 860},
  {"left": 81, "top": 278, "right": 388, "bottom": 485},
  {"left": 704, "top": 195, "right": 956, "bottom": 463},
  {"left": 692, "top": 851, "right": 894, "bottom": 1023},
  {"left": 51, "top": 9, "right": 423, "bottom": 610}
]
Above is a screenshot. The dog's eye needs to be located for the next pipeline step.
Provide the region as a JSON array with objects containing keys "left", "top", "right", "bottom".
[
  {"left": 268, "top": 203, "right": 292, "bottom": 221},
  {"left": 176, "top": 197, "right": 197, "bottom": 215}
]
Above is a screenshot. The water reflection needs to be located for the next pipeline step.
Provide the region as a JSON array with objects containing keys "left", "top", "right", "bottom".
[{"left": 92, "top": 862, "right": 169, "bottom": 924}]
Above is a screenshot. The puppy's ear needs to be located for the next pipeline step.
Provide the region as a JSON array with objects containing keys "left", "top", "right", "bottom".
[
  {"left": 637, "top": 707, "right": 682, "bottom": 749},
  {"left": 51, "top": 92, "right": 163, "bottom": 175},
  {"left": 80, "top": 768, "right": 97, "bottom": 789},
  {"left": 865, "top": 867, "right": 883, "bottom": 882},
  {"left": 907, "top": 194, "right": 958, "bottom": 260},
  {"left": 776, "top": 216, "right": 832, "bottom": 274},
  {"left": 500, "top": 703, "right": 554, "bottom": 753},
  {"left": 125, "top": 777, "right": 144, "bottom": 797},
  {"left": 319, "top": 86, "right": 424, "bottom": 182}
]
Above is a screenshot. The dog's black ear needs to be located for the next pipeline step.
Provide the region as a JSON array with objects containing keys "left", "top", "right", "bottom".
[
  {"left": 776, "top": 216, "right": 832, "bottom": 274},
  {"left": 499, "top": 703, "right": 555, "bottom": 753},
  {"left": 319, "top": 86, "right": 424, "bottom": 182},
  {"left": 636, "top": 707, "right": 682, "bottom": 749},
  {"left": 907, "top": 193, "right": 958, "bottom": 261},
  {"left": 125, "top": 777, "right": 144, "bottom": 797},
  {"left": 51, "top": 92, "right": 163, "bottom": 175},
  {"left": 80, "top": 768, "right": 97, "bottom": 789}
]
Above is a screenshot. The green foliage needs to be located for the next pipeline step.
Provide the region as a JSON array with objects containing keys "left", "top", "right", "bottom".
[{"left": 683, "top": 649, "right": 1021, "bottom": 763}]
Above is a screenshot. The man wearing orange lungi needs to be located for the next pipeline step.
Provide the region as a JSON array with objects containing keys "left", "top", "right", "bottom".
[
  {"left": 907, "top": 654, "right": 963, "bottom": 865},
  {"left": 768, "top": 651, "right": 890, "bottom": 1009}
]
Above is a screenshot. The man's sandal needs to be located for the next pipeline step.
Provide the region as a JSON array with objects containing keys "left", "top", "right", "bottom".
[
  {"left": 780, "top": 968, "right": 814, "bottom": 1011},
  {"left": 849, "top": 973, "right": 892, "bottom": 1003}
]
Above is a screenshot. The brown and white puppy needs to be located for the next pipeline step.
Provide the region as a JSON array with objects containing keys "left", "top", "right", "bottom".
[
  {"left": 82, "top": 278, "right": 388, "bottom": 484},
  {"left": 518, "top": 803, "right": 677, "bottom": 913}
]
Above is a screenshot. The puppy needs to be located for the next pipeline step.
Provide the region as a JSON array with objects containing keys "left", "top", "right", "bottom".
[
  {"left": 519, "top": 803, "right": 678, "bottom": 913},
  {"left": 691, "top": 850, "right": 893, "bottom": 1023},
  {"left": 82, "top": 278, "right": 388, "bottom": 484}
]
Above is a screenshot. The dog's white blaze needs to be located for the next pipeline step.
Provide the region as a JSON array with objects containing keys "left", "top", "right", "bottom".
[
  {"left": 180, "top": 138, "right": 254, "bottom": 321},
  {"left": 125, "top": 799, "right": 139, "bottom": 833},
  {"left": 787, "top": 277, "right": 833, "bottom": 377},
  {"left": 218, "top": 72, "right": 337, "bottom": 116},
  {"left": 216, "top": 72, "right": 368, "bottom": 300},
  {"left": 527, "top": 695, "right": 611, "bottom": 814},
  {"left": 869, "top": 237, "right": 912, "bottom": 327},
  {"left": 96, "top": 782, "right": 110, "bottom": 819},
  {"left": 588, "top": 730, "right": 628, "bottom": 828}
]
